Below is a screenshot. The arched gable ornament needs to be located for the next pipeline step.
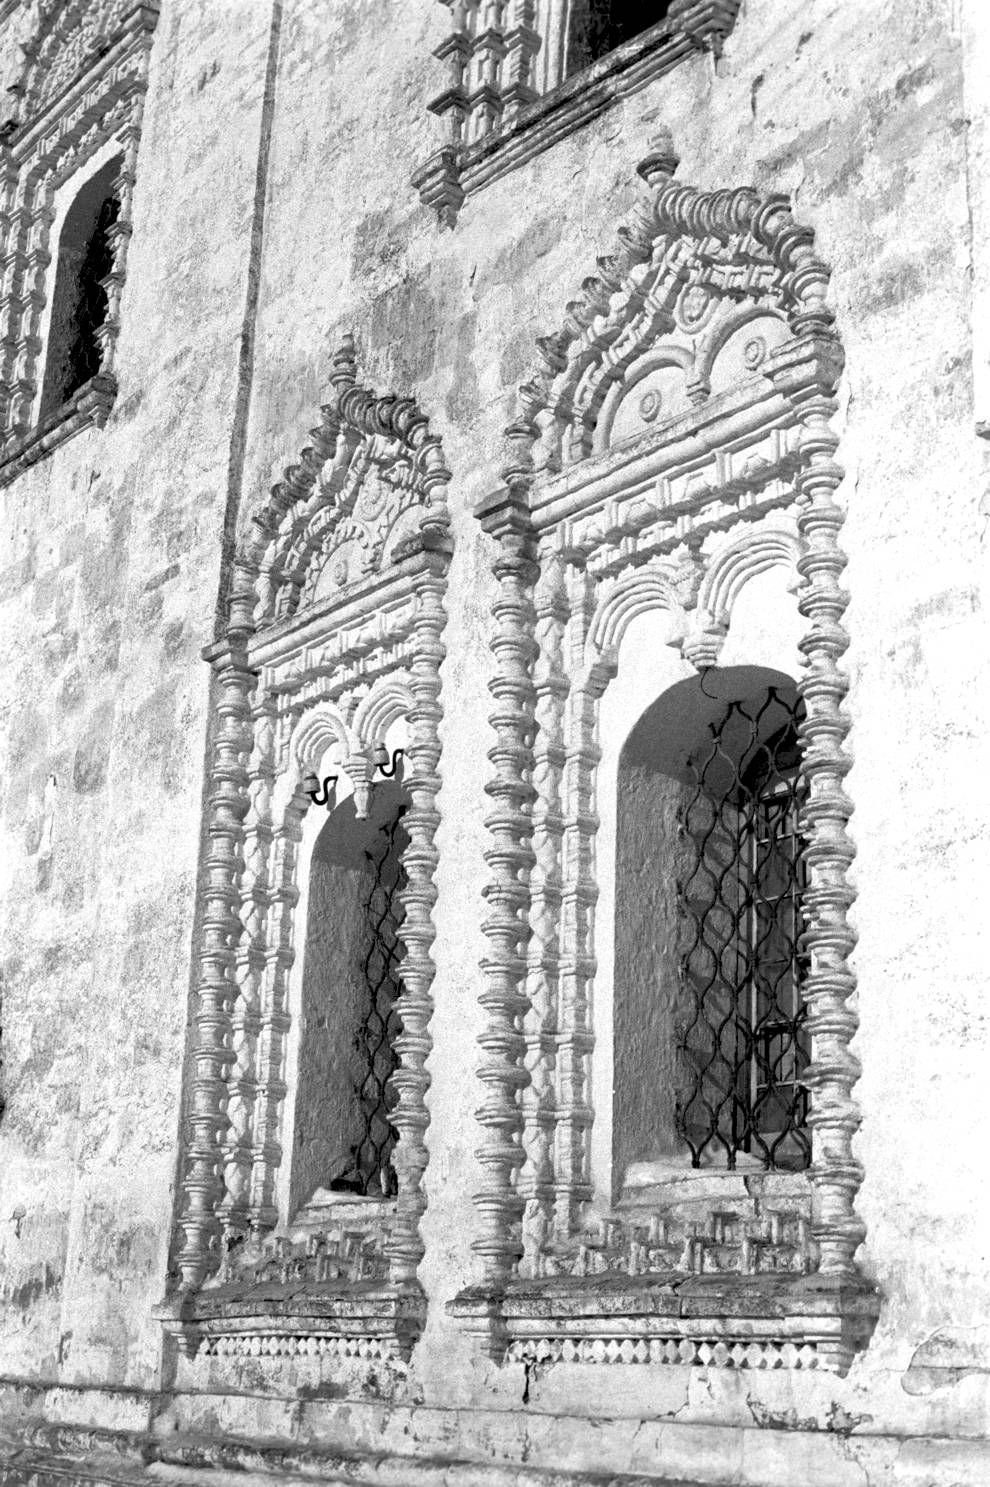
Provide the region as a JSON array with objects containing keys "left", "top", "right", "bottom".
[
  {"left": 157, "top": 340, "right": 452, "bottom": 1364},
  {"left": 457, "top": 135, "right": 878, "bottom": 1374}
]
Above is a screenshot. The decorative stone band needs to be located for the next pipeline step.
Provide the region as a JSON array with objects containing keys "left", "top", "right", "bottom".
[
  {"left": 506, "top": 1336, "right": 821, "bottom": 1370},
  {"left": 154, "top": 1280, "right": 425, "bottom": 1363},
  {"left": 200, "top": 1332, "right": 402, "bottom": 1362},
  {"left": 414, "top": 1, "right": 741, "bottom": 226},
  {"left": 451, "top": 1273, "right": 880, "bottom": 1377}
]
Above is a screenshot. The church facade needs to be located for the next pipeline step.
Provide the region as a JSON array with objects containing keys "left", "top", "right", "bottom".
[{"left": 1, "top": 2, "right": 989, "bottom": 1484}]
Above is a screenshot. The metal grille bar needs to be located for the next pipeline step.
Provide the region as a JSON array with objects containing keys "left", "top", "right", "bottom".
[
  {"left": 676, "top": 686, "right": 810, "bottom": 1172},
  {"left": 332, "top": 803, "right": 407, "bottom": 1197}
]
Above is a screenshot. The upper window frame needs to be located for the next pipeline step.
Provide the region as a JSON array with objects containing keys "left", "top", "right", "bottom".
[
  {"left": 0, "top": 0, "right": 158, "bottom": 486},
  {"left": 413, "top": 0, "right": 741, "bottom": 226}
]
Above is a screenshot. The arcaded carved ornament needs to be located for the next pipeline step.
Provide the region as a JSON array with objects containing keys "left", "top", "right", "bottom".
[
  {"left": 0, "top": 1, "right": 157, "bottom": 481},
  {"left": 159, "top": 342, "right": 451, "bottom": 1362},
  {"left": 414, "top": 1, "right": 741, "bottom": 224},
  {"left": 457, "top": 135, "right": 876, "bottom": 1371}
]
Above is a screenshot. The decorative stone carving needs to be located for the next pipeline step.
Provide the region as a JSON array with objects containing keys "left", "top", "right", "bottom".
[
  {"left": 0, "top": 1, "right": 157, "bottom": 481},
  {"left": 414, "top": 2, "right": 741, "bottom": 225},
  {"left": 453, "top": 137, "right": 878, "bottom": 1371},
  {"left": 156, "top": 340, "right": 452, "bottom": 1362}
]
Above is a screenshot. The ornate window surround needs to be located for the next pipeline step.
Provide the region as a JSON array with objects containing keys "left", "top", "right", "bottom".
[
  {"left": 450, "top": 136, "right": 880, "bottom": 1375},
  {"left": 155, "top": 340, "right": 452, "bottom": 1363},
  {"left": 0, "top": 0, "right": 157, "bottom": 486},
  {"left": 413, "top": 1, "right": 741, "bottom": 227}
]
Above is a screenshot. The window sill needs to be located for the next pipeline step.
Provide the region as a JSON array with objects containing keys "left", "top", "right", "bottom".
[
  {"left": 0, "top": 372, "right": 116, "bottom": 488},
  {"left": 449, "top": 1271, "right": 879, "bottom": 1376},
  {"left": 413, "top": 1, "right": 741, "bottom": 226},
  {"left": 155, "top": 1278, "right": 426, "bottom": 1363}
]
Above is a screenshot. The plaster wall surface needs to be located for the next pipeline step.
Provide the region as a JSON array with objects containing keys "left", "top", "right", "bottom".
[{"left": 1, "top": 0, "right": 988, "bottom": 1483}]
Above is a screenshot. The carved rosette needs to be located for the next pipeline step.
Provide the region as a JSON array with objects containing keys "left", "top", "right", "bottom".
[
  {"left": 161, "top": 341, "right": 452, "bottom": 1359},
  {"left": 455, "top": 143, "right": 877, "bottom": 1371}
]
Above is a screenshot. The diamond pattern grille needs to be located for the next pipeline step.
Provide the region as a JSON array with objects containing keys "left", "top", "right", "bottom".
[
  {"left": 676, "top": 687, "right": 810, "bottom": 1172},
  {"left": 332, "top": 803, "right": 407, "bottom": 1197}
]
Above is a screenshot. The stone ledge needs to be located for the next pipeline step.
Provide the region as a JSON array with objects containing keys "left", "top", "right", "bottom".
[
  {"left": 153, "top": 1279, "right": 426, "bottom": 1362},
  {"left": 0, "top": 375, "right": 116, "bottom": 488},
  {"left": 449, "top": 1271, "right": 880, "bottom": 1375},
  {"left": 0, "top": 1422, "right": 715, "bottom": 1487}
]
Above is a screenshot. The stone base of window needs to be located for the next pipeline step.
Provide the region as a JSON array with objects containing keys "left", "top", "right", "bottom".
[
  {"left": 0, "top": 373, "right": 116, "bottom": 487},
  {"left": 449, "top": 1272, "right": 880, "bottom": 1377},
  {"left": 153, "top": 1279, "right": 426, "bottom": 1362},
  {"left": 414, "top": 3, "right": 741, "bottom": 226}
]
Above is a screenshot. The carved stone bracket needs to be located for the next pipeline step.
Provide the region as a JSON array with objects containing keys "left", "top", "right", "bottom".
[
  {"left": 414, "top": 1, "right": 741, "bottom": 225},
  {"left": 158, "top": 340, "right": 452, "bottom": 1361},
  {"left": 455, "top": 142, "right": 876, "bottom": 1372}
]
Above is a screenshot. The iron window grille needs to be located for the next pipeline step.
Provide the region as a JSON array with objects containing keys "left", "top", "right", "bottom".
[
  {"left": 329, "top": 803, "right": 407, "bottom": 1197},
  {"left": 676, "top": 686, "right": 811, "bottom": 1172}
]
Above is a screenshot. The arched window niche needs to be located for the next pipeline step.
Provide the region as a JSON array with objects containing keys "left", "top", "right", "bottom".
[
  {"left": 277, "top": 714, "right": 412, "bottom": 1243},
  {"left": 38, "top": 152, "right": 121, "bottom": 420},
  {"left": 594, "top": 604, "right": 811, "bottom": 1222},
  {"left": 452, "top": 143, "right": 880, "bottom": 1376},
  {"left": 155, "top": 340, "right": 452, "bottom": 1366}
]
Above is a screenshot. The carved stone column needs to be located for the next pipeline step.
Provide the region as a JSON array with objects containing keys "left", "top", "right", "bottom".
[
  {"left": 175, "top": 654, "right": 253, "bottom": 1292},
  {"left": 554, "top": 565, "right": 603, "bottom": 1232},
  {"left": 96, "top": 104, "right": 143, "bottom": 383},
  {"left": 791, "top": 353, "right": 864, "bottom": 1277},
  {"left": 247, "top": 800, "right": 302, "bottom": 1233},
  {"left": 219, "top": 692, "right": 276, "bottom": 1234},
  {"left": 519, "top": 546, "right": 567, "bottom": 1220},
  {"left": 473, "top": 491, "right": 539, "bottom": 1295},
  {"left": 388, "top": 552, "right": 450, "bottom": 1284}
]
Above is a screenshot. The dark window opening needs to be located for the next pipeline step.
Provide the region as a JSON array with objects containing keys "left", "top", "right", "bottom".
[
  {"left": 40, "top": 156, "right": 121, "bottom": 419},
  {"left": 565, "top": 0, "right": 673, "bottom": 76},
  {"left": 331, "top": 801, "right": 406, "bottom": 1196},
  {"left": 677, "top": 687, "right": 810, "bottom": 1173},
  {"left": 291, "top": 783, "right": 408, "bottom": 1212}
]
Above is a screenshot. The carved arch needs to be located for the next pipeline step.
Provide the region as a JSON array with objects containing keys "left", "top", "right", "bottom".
[
  {"left": 683, "top": 524, "right": 803, "bottom": 668},
  {"left": 585, "top": 566, "right": 687, "bottom": 663}
]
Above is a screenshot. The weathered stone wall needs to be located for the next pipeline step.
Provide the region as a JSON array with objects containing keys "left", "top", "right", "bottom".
[{"left": 1, "top": 0, "right": 989, "bottom": 1482}]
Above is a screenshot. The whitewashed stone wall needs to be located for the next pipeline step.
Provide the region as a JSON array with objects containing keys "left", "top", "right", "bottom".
[{"left": 1, "top": 1, "right": 988, "bottom": 1484}]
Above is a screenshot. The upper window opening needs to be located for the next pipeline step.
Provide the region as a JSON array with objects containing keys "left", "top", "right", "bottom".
[
  {"left": 565, "top": 1, "right": 673, "bottom": 75},
  {"left": 39, "top": 156, "right": 121, "bottom": 420}
]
